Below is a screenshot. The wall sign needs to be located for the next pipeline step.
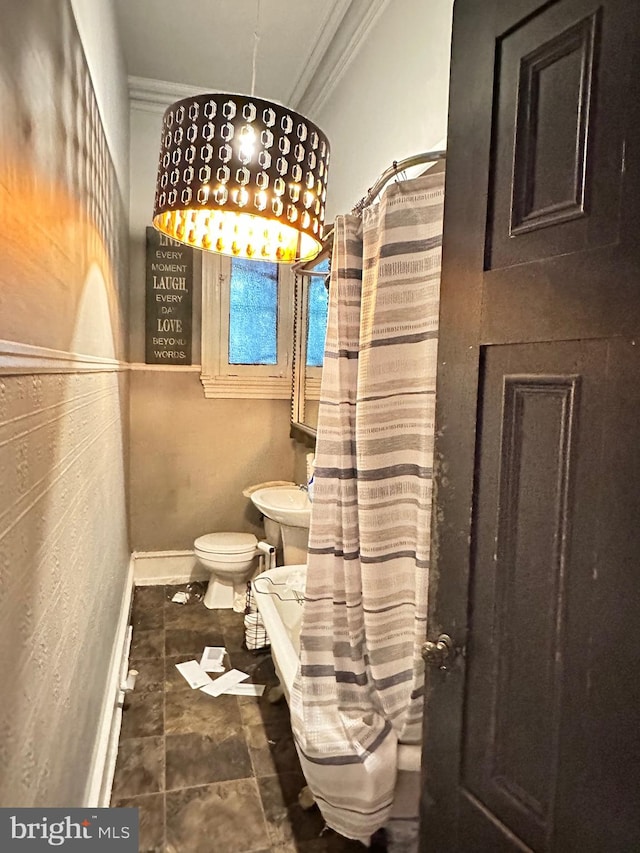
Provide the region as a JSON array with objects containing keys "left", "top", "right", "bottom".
[{"left": 145, "top": 226, "right": 193, "bottom": 364}]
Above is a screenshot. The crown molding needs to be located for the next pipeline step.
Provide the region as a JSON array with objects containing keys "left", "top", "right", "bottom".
[
  {"left": 129, "top": 76, "right": 214, "bottom": 114},
  {"left": 286, "top": 0, "right": 353, "bottom": 110},
  {"left": 128, "top": 75, "right": 289, "bottom": 115},
  {"left": 129, "top": 2, "right": 390, "bottom": 119},
  {"left": 297, "top": 0, "right": 392, "bottom": 118}
]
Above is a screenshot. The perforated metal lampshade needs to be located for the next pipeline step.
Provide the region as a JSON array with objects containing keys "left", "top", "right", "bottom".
[{"left": 153, "top": 94, "right": 330, "bottom": 264}]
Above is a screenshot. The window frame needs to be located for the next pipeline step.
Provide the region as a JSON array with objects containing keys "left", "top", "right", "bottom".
[
  {"left": 303, "top": 263, "right": 330, "bottom": 396},
  {"left": 291, "top": 247, "right": 331, "bottom": 435},
  {"left": 200, "top": 252, "right": 294, "bottom": 399},
  {"left": 300, "top": 276, "right": 323, "bottom": 403}
]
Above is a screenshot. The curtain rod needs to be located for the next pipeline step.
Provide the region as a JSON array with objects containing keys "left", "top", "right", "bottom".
[
  {"left": 292, "top": 148, "right": 446, "bottom": 273},
  {"left": 351, "top": 148, "right": 446, "bottom": 215}
]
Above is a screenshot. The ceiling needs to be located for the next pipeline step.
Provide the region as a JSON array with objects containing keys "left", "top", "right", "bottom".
[{"left": 113, "top": 0, "right": 365, "bottom": 111}]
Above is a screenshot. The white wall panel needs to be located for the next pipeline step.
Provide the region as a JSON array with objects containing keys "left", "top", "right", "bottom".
[{"left": 0, "top": 371, "right": 129, "bottom": 804}]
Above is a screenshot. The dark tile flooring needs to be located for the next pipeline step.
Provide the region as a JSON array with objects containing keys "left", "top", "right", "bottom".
[{"left": 111, "top": 585, "right": 383, "bottom": 853}]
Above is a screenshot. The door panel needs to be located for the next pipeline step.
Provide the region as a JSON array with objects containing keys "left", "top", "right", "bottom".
[
  {"left": 420, "top": 0, "right": 640, "bottom": 849},
  {"left": 553, "top": 337, "right": 640, "bottom": 852},
  {"left": 487, "top": 0, "right": 622, "bottom": 272},
  {"left": 463, "top": 341, "right": 604, "bottom": 853},
  {"left": 483, "top": 0, "right": 639, "bottom": 346}
]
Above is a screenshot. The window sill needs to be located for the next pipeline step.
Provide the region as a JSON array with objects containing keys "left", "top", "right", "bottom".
[
  {"left": 200, "top": 372, "right": 291, "bottom": 399},
  {"left": 290, "top": 421, "right": 317, "bottom": 448}
]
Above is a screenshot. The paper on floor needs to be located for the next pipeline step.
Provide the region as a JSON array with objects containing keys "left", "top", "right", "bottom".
[
  {"left": 171, "top": 591, "right": 190, "bottom": 605},
  {"left": 199, "top": 646, "right": 226, "bottom": 672},
  {"left": 223, "top": 683, "right": 266, "bottom": 697},
  {"left": 200, "top": 669, "right": 249, "bottom": 698},
  {"left": 175, "top": 660, "right": 213, "bottom": 689}
]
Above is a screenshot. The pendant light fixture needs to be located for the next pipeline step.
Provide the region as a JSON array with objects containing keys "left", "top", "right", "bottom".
[{"left": 152, "top": 2, "right": 330, "bottom": 264}]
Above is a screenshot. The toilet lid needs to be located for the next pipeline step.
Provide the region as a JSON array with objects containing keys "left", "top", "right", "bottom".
[{"left": 194, "top": 532, "right": 257, "bottom": 555}]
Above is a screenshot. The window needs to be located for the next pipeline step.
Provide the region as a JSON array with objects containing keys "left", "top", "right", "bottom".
[
  {"left": 305, "top": 256, "right": 330, "bottom": 368},
  {"left": 201, "top": 253, "right": 294, "bottom": 398},
  {"left": 228, "top": 258, "right": 278, "bottom": 365}
]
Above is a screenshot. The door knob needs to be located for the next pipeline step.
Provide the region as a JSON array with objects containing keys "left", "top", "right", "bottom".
[{"left": 421, "top": 634, "right": 454, "bottom": 670}]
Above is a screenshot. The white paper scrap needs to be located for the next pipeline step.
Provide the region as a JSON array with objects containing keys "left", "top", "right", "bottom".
[
  {"left": 199, "top": 646, "right": 227, "bottom": 672},
  {"left": 200, "top": 669, "right": 250, "bottom": 698},
  {"left": 171, "top": 591, "right": 189, "bottom": 604},
  {"left": 175, "top": 660, "right": 213, "bottom": 690},
  {"left": 224, "top": 683, "right": 266, "bottom": 697}
]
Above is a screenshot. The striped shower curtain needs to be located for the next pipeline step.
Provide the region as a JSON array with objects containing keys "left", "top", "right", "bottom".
[{"left": 290, "top": 172, "right": 445, "bottom": 844}]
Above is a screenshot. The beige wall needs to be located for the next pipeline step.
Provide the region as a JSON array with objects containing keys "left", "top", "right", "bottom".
[
  {"left": 128, "top": 103, "right": 296, "bottom": 551},
  {"left": 0, "top": 0, "right": 130, "bottom": 806},
  {"left": 129, "top": 370, "right": 295, "bottom": 549}
]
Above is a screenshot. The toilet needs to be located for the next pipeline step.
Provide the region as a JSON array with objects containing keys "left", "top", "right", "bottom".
[{"left": 194, "top": 532, "right": 259, "bottom": 611}]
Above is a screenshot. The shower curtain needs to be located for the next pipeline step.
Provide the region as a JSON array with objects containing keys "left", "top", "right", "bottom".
[{"left": 290, "top": 171, "right": 445, "bottom": 843}]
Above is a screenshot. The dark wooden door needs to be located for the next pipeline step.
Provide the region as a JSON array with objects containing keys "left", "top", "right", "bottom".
[{"left": 420, "top": 1, "right": 640, "bottom": 850}]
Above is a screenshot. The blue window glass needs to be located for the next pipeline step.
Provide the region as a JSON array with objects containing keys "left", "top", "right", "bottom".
[
  {"left": 229, "top": 258, "right": 278, "bottom": 365},
  {"left": 306, "top": 258, "right": 329, "bottom": 367}
]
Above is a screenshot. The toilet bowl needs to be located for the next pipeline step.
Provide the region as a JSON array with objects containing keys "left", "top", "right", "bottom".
[{"left": 194, "top": 532, "right": 259, "bottom": 611}]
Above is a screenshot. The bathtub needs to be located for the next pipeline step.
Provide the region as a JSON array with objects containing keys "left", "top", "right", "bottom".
[
  {"left": 252, "top": 564, "right": 306, "bottom": 704},
  {"left": 251, "top": 564, "right": 421, "bottom": 775}
]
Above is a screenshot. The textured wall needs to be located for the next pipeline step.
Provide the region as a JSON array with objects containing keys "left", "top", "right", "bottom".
[
  {"left": 0, "top": 372, "right": 129, "bottom": 804},
  {"left": 0, "top": 0, "right": 130, "bottom": 805}
]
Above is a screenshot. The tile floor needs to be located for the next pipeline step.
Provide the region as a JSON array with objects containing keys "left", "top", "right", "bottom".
[{"left": 110, "top": 585, "right": 388, "bottom": 853}]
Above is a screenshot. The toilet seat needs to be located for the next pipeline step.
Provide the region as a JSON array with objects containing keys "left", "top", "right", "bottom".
[{"left": 194, "top": 532, "right": 257, "bottom": 555}]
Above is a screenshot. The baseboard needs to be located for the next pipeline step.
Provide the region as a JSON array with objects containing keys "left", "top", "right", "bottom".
[
  {"left": 133, "top": 549, "right": 208, "bottom": 585},
  {"left": 82, "top": 551, "right": 207, "bottom": 806},
  {"left": 84, "top": 556, "right": 135, "bottom": 807}
]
